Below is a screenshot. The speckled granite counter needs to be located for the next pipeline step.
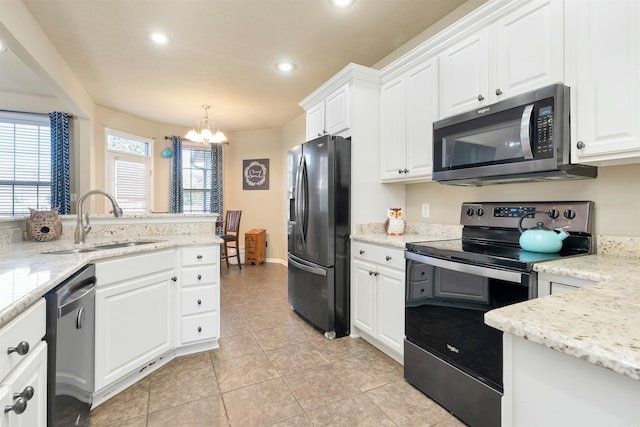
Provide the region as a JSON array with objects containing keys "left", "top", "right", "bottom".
[
  {"left": 352, "top": 223, "right": 462, "bottom": 248},
  {"left": 485, "top": 251, "right": 640, "bottom": 380},
  {"left": 0, "top": 214, "right": 221, "bottom": 329}
]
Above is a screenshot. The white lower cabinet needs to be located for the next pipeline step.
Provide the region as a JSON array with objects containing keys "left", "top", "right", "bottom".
[
  {"left": 537, "top": 272, "right": 596, "bottom": 297},
  {"left": 351, "top": 241, "right": 405, "bottom": 362},
  {"left": 0, "top": 300, "right": 47, "bottom": 427},
  {"left": 94, "top": 250, "right": 176, "bottom": 392}
]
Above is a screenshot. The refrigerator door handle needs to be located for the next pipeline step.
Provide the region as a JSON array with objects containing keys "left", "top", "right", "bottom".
[
  {"left": 295, "top": 156, "right": 309, "bottom": 247},
  {"left": 288, "top": 254, "right": 327, "bottom": 277}
]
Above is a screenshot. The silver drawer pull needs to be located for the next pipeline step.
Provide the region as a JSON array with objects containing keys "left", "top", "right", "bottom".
[
  {"left": 359, "top": 250, "right": 365, "bottom": 255},
  {"left": 4, "top": 398, "right": 27, "bottom": 415},
  {"left": 13, "top": 386, "right": 34, "bottom": 401},
  {"left": 386, "top": 256, "right": 392, "bottom": 261},
  {"left": 197, "top": 274, "right": 202, "bottom": 280},
  {"left": 7, "top": 341, "right": 29, "bottom": 356},
  {"left": 197, "top": 299, "right": 202, "bottom": 305},
  {"left": 197, "top": 326, "right": 202, "bottom": 332},
  {"left": 197, "top": 255, "right": 203, "bottom": 259}
]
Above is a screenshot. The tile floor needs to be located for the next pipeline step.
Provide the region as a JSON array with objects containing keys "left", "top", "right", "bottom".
[{"left": 88, "top": 263, "right": 465, "bottom": 426}]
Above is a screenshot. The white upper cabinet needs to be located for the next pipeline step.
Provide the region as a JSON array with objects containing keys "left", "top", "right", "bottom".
[
  {"left": 381, "top": 57, "right": 438, "bottom": 182},
  {"left": 305, "top": 84, "right": 350, "bottom": 141},
  {"left": 439, "top": 29, "right": 490, "bottom": 118},
  {"left": 439, "top": 0, "right": 564, "bottom": 118},
  {"left": 566, "top": 0, "right": 640, "bottom": 166}
]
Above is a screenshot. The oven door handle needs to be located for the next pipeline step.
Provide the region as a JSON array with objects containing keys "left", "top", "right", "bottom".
[
  {"left": 520, "top": 104, "right": 535, "bottom": 160},
  {"left": 405, "top": 251, "right": 523, "bottom": 284}
]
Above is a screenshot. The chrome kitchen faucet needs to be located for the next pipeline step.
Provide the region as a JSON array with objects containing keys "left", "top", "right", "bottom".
[{"left": 74, "top": 190, "right": 123, "bottom": 244}]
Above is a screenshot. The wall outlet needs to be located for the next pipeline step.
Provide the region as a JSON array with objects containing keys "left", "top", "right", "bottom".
[{"left": 421, "top": 203, "right": 430, "bottom": 218}]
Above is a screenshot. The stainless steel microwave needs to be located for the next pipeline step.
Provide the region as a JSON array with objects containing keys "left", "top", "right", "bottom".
[{"left": 432, "top": 84, "right": 597, "bottom": 186}]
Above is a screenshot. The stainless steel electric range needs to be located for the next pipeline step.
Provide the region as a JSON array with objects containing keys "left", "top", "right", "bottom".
[{"left": 404, "top": 201, "right": 594, "bottom": 427}]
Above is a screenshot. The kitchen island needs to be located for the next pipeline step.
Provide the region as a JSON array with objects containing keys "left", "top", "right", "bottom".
[{"left": 485, "top": 241, "right": 640, "bottom": 427}]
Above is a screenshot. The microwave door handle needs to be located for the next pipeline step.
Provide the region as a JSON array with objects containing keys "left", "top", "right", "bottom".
[{"left": 520, "top": 104, "right": 535, "bottom": 160}]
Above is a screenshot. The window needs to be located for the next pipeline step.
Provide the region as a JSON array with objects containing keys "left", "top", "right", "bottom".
[
  {"left": 105, "top": 129, "right": 153, "bottom": 213},
  {"left": 182, "top": 145, "right": 213, "bottom": 213},
  {"left": 0, "top": 112, "right": 51, "bottom": 217}
]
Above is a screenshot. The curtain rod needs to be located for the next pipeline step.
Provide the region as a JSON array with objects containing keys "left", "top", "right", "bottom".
[{"left": 0, "top": 109, "right": 76, "bottom": 119}]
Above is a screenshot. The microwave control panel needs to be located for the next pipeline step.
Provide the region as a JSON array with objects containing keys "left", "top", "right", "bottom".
[{"left": 533, "top": 101, "right": 554, "bottom": 158}]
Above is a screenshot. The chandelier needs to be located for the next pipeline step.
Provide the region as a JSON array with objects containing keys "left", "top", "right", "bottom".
[{"left": 184, "top": 105, "right": 227, "bottom": 144}]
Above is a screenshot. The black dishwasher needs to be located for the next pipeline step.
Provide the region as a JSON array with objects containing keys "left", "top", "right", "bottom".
[{"left": 45, "top": 264, "right": 96, "bottom": 427}]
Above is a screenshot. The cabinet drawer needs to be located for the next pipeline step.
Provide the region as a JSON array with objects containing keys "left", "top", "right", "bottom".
[
  {"left": 352, "top": 242, "right": 405, "bottom": 270},
  {"left": 181, "top": 286, "right": 218, "bottom": 316},
  {"left": 181, "top": 313, "right": 218, "bottom": 344},
  {"left": 0, "top": 299, "right": 45, "bottom": 380},
  {"left": 181, "top": 266, "right": 217, "bottom": 287},
  {"left": 96, "top": 250, "right": 175, "bottom": 286},
  {"left": 181, "top": 246, "right": 217, "bottom": 266}
]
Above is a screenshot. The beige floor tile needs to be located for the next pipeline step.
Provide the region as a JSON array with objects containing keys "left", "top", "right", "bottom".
[
  {"left": 92, "top": 415, "right": 147, "bottom": 427},
  {"left": 234, "top": 299, "right": 288, "bottom": 318},
  {"left": 210, "top": 332, "right": 264, "bottom": 363},
  {"left": 306, "top": 393, "right": 397, "bottom": 426},
  {"left": 89, "top": 380, "right": 150, "bottom": 426},
  {"left": 222, "top": 378, "right": 303, "bottom": 426},
  {"left": 148, "top": 351, "right": 213, "bottom": 380},
  {"left": 308, "top": 335, "right": 375, "bottom": 362},
  {"left": 333, "top": 349, "right": 403, "bottom": 391},
  {"left": 147, "top": 396, "right": 229, "bottom": 427},
  {"left": 366, "top": 380, "right": 453, "bottom": 426},
  {"left": 213, "top": 351, "right": 280, "bottom": 392},
  {"left": 148, "top": 366, "right": 220, "bottom": 413},
  {"left": 267, "top": 341, "right": 331, "bottom": 376},
  {"left": 243, "top": 309, "right": 299, "bottom": 332},
  {"left": 283, "top": 364, "right": 362, "bottom": 411},
  {"left": 433, "top": 415, "right": 468, "bottom": 427},
  {"left": 252, "top": 323, "right": 311, "bottom": 351},
  {"left": 219, "top": 313, "right": 251, "bottom": 338},
  {"left": 269, "top": 413, "right": 314, "bottom": 427}
]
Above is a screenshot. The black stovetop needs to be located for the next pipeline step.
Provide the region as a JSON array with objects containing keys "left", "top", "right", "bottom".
[{"left": 405, "top": 201, "right": 595, "bottom": 273}]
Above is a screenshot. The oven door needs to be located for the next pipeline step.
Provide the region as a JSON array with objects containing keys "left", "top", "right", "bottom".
[
  {"left": 405, "top": 252, "right": 532, "bottom": 391},
  {"left": 404, "top": 252, "right": 532, "bottom": 427}
]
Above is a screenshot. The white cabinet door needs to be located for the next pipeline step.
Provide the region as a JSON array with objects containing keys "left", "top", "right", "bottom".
[
  {"left": 305, "top": 101, "right": 325, "bottom": 141},
  {"left": 352, "top": 260, "right": 376, "bottom": 336},
  {"left": 0, "top": 342, "right": 47, "bottom": 427},
  {"left": 376, "top": 266, "right": 405, "bottom": 355},
  {"left": 439, "top": 29, "right": 490, "bottom": 118},
  {"left": 493, "top": 0, "right": 564, "bottom": 100},
  {"left": 325, "top": 84, "right": 350, "bottom": 136},
  {"left": 405, "top": 58, "right": 437, "bottom": 180},
  {"left": 380, "top": 75, "right": 407, "bottom": 181},
  {"left": 566, "top": 0, "right": 640, "bottom": 166},
  {"left": 95, "top": 271, "right": 174, "bottom": 391}
]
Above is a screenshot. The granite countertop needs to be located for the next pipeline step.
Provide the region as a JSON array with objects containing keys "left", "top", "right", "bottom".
[
  {"left": 0, "top": 234, "right": 222, "bottom": 329},
  {"left": 352, "top": 223, "right": 462, "bottom": 248},
  {"left": 485, "top": 254, "right": 640, "bottom": 380}
]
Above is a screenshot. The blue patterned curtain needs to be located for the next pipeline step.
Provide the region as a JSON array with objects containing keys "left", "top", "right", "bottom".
[
  {"left": 211, "top": 144, "right": 224, "bottom": 234},
  {"left": 49, "top": 112, "right": 71, "bottom": 214},
  {"left": 169, "top": 136, "right": 183, "bottom": 213}
]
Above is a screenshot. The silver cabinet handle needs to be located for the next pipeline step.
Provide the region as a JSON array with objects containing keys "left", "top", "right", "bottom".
[
  {"left": 197, "top": 327, "right": 202, "bottom": 332},
  {"left": 359, "top": 250, "right": 365, "bottom": 255},
  {"left": 197, "top": 274, "right": 202, "bottom": 280},
  {"left": 13, "top": 386, "right": 34, "bottom": 401},
  {"left": 197, "top": 255, "right": 203, "bottom": 259},
  {"left": 197, "top": 299, "right": 202, "bottom": 305},
  {"left": 7, "top": 341, "right": 29, "bottom": 356},
  {"left": 577, "top": 141, "right": 585, "bottom": 149},
  {"left": 495, "top": 88, "right": 503, "bottom": 96},
  {"left": 386, "top": 255, "right": 392, "bottom": 261},
  {"left": 4, "top": 398, "right": 27, "bottom": 415},
  {"left": 403, "top": 168, "right": 409, "bottom": 174},
  {"left": 477, "top": 94, "right": 485, "bottom": 101},
  {"left": 398, "top": 169, "right": 403, "bottom": 174},
  {"left": 171, "top": 276, "right": 177, "bottom": 282}
]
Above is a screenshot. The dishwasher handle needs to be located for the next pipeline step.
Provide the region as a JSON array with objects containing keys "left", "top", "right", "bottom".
[{"left": 58, "top": 278, "right": 96, "bottom": 318}]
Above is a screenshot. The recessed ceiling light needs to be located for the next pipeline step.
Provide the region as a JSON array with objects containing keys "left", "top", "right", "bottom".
[
  {"left": 275, "top": 61, "right": 296, "bottom": 73},
  {"left": 329, "top": 0, "right": 355, "bottom": 8},
  {"left": 150, "top": 32, "right": 169, "bottom": 45}
]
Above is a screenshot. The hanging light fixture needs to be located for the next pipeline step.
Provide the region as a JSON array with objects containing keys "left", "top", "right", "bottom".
[{"left": 184, "top": 105, "right": 227, "bottom": 144}]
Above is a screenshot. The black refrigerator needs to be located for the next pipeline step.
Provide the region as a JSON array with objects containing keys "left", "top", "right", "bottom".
[{"left": 287, "top": 134, "right": 350, "bottom": 339}]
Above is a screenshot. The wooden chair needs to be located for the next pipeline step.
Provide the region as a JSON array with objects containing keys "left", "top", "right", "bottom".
[{"left": 220, "top": 210, "right": 242, "bottom": 269}]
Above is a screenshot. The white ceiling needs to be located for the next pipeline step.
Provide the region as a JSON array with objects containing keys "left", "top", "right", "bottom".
[{"left": 7, "top": 0, "right": 470, "bottom": 132}]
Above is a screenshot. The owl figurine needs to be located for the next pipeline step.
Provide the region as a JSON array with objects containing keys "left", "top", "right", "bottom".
[
  {"left": 385, "top": 208, "right": 406, "bottom": 236},
  {"left": 26, "top": 208, "right": 63, "bottom": 241}
]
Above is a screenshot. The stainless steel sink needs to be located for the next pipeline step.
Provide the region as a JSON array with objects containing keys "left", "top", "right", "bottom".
[
  {"left": 44, "top": 240, "right": 162, "bottom": 255},
  {"left": 94, "top": 240, "right": 161, "bottom": 250}
]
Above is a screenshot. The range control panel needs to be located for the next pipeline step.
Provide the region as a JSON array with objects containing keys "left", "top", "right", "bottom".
[{"left": 460, "top": 201, "right": 594, "bottom": 234}]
